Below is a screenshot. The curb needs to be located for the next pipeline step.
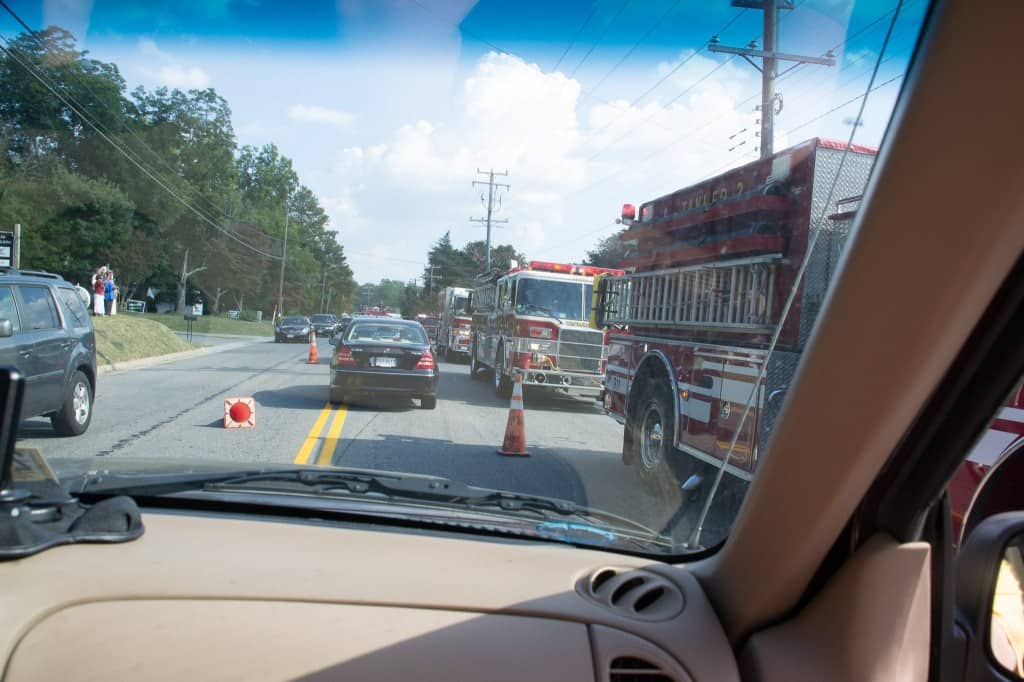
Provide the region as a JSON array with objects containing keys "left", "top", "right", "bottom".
[
  {"left": 171, "top": 332, "right": 274, "bottom": 340},
  {"left": 98, "top": 338, "right": 269, "bottom": 375}
]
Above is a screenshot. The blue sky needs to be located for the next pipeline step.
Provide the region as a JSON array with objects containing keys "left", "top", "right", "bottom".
[{"left": 2, "top": 0, "right": 928, "bottom": 283}]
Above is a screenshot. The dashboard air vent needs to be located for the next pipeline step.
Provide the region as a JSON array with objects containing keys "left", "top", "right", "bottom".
[
  {"left": 577, "top": 567, "right": 684, "bottom": 621},
  {"left": 609, "top": 656, "right": 673, "bottom": 682}
]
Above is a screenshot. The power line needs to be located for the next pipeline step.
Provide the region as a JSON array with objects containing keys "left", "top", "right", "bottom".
[
  {"left": 582, "top": 9, "right": 746, "bottom": 145},
  {"left": 0, "top": 35, "right": 283, "bottom": 260},
  {"left": 552, "top": 4, "right": 598, "bottom": 72},
  {"left": 409, "top": 0, "right": 517, "bottom": 59},
  {"left": 568, "top": 0, "right": 633, "bottom": 78},
  {"left": 578, "top": 0, "right": 683, "bottom": 103},
  {"left": 586, "top": 55, "right": 737, "bottom": 164}
]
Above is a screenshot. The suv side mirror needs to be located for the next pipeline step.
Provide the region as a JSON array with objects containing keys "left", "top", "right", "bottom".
[
  {"left": 0, "top": 320, "right": 12, "bottom": 338},
  {"left": 956, "top": 512, "right": 1024, "bottom": 681}
]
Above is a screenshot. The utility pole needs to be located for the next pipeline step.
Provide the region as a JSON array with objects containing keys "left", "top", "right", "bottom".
[
  {"left": 428, "top": 266, "right": 443, "bottom": 314},
  {"left": 470, "top": 169, "right": 510, "bottom": 272},
  {"left": 275, "top": 208, "right": 289, "bottom": 321},
  {"left": 709, "top": 1, "right": 834, "bottom": 159}
]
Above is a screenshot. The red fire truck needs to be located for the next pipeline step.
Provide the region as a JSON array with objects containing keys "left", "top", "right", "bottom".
[
  {"left": 591, "top": 138, "right": 878, "bottom": 528},
  {"left": 592, "top": 137, "right": 1023, "bottom": 544},
  {"left": 469, "top": 260, "right": 623, "bottom": 398},
  {"left": 435, "top": 287, "right": 472, "bottom": 361}
]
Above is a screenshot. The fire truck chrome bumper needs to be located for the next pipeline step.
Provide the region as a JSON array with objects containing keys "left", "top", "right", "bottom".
[{"left": 512, "top": 368, "right": 602, "bottom": 394}]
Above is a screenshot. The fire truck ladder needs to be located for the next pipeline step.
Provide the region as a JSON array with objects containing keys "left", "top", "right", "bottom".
[{"left": 605, "top": 255, "right": 781, "bottom": 332}]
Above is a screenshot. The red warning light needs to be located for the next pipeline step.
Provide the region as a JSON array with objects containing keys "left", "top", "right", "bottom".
[
  {"left": 224, "top": 397, "right": 256, "bottom": 429},
  {"left": 229, "top": 401, "right": 252, "bottom": 423}
]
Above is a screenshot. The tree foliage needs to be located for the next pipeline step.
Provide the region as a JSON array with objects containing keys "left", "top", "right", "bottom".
[
  {"left": 0, "top": 27, "right": 354, "bottom": 316},
  {"left": 584, "top": 231, "right": 629, "bottom": 268}
]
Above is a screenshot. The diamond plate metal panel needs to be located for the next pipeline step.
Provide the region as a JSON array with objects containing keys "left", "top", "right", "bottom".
[
  {"left": 759, "top": 349, "right": 803, "bottom": 449},
  {"left": 799, "top": 146, "right": 877, "bottom": 346}
]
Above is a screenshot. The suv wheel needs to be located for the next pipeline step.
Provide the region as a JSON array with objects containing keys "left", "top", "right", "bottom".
[{"left": 51, "top": 370, "right": 93, "bottom": 436}]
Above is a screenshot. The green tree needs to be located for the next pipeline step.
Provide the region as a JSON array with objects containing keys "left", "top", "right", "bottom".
[
  {"left": 585, "top": 231, "right": 629, "bottom": 268},
  {"left": 1, "top": 166, "right": 134, "bottom": 283},
  {"left": 462, "top": 240, "right": 526, "bottom": 273}
]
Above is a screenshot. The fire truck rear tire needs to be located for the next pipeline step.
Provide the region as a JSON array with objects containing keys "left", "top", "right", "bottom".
[
  {"left": 632, "top": 379, "right": 678, "bottom": 499},
  {"left": 470, "top": 341, "right": 486, "bottom": 381}
]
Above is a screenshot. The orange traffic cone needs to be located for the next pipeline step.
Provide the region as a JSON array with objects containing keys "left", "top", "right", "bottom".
[
  {"left": 308, "top": 329, "right": 318, "bottom": 364},
  {"left": 497, "top": 374, "right": 529, "bottom": 456}
]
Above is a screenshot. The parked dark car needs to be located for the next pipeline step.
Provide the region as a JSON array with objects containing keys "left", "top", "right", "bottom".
[
  {"left": 274, "top": 315, "right": 311, "bottom": 343},
  {"left": 329, "top": 318, "right": 438, "bottom": 409},
  {"left": 310, "top": 313, "right": 338, "bottom": 338},
  {"left": 0, "top": 268, "right": 97, "bottom": 435}
]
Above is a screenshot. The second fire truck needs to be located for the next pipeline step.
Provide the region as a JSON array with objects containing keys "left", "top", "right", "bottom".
[
  {"left": 469, "top": 260, "right": 623, "bottom": 398},
  {"left": 435, "top": 286, "right": 472, "bottom": 361}
]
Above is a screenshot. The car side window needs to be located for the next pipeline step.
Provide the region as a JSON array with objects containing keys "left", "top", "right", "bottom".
[
  {"left": 0, "top": 286, "right": 21, "bottom": 333},
  {"left": 57, "top": 288, "right": 89, "bottom": 327},
  {"left": 16, "top": 286, "right": 60, "bottom": 331}
]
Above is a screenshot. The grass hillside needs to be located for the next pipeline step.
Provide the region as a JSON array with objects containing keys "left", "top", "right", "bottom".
[
  {"left": 92, "top": 315, "right": 196, "bottom": 366},
  {"left": 139, "top": 312, "right": 274, "bottom": 337}
]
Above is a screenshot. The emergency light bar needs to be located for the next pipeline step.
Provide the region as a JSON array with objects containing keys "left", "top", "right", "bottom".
[{"left": 527, "top": 261, "right": 624, "bottom": 277}]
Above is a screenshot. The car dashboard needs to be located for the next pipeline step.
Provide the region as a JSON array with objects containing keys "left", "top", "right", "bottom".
[{"left": 0, "top": 509, "right": 738, "bottom": 681}]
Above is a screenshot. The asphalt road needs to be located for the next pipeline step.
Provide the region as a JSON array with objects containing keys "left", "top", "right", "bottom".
[{"left": 17, "top": 339, "right": 729, "bottom": 546}]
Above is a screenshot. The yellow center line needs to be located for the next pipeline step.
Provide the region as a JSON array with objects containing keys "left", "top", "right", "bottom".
[
  {"left": 293, "top": 403, "right": 334, "bottom": 464},
  {"left": 316, "top": 406, "right": 349, "bottom": 466}
]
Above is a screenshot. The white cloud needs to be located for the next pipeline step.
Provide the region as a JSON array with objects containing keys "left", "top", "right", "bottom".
[
  {"left": 135, "top": 38, "right": 211, "bottom": 90},
  {"left": 287, "top": 105, "right": 356, "bottom": 129},
  {"left": 321, "top": 51, "right": 758, "bottom": 282},
  {"left": 155, "top": 64, "right": 211, "bottom": 89},
  {"left": 137, "top": 37, "right": 166, "bottom": 58}
]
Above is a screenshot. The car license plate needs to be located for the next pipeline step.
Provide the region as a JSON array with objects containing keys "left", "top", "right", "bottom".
[{"left": 372, "top": 356, "right": 397, "bottom": 368}]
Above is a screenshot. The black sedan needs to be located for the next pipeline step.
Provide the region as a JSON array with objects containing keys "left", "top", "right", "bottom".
[
  {"left": 329, "top": 319, "right": 438, "bottom": 409},
  {"left": 310, "top": 313, "right": 338, "bottom": 338},
  {"left": 274, "top": 315, "right": 311, "bottom": 343}
]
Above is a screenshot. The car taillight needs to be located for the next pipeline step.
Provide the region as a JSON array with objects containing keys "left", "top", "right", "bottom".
[
  {"left": 414, "top": 350, "right": 436, "bottom": 370},
  {"left": 335, "top": 347, "right": 356, "bottom": 366}
]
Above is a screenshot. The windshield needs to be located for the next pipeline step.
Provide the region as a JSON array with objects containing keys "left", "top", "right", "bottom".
[
  {"left": 346, "top": 322, "right": 427, "bottom": 345},
  {"left": 3, "top": 0, "right": 932, "bottom": 556},
  {"left": 516, "top": 279, "right": 591, "bottom": 321}
]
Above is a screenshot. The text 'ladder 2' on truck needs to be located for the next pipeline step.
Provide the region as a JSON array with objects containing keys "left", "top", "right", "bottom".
[{"left": 469, "top": 260, "right": 624, "bottom": 399}]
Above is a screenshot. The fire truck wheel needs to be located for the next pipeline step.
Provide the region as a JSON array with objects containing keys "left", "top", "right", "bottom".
[
  {"left": 470, "top": 341, "right": 486, "bottom": 381},
  {"left": 494, "top": 347, "right": 513, "bottom": 399},
  {"left": 633, "top": 379, "right": 677, "bottom": 497}
]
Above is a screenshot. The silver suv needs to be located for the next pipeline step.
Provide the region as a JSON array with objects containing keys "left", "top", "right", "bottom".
[{"left": 0, "top": 268, "right": 97, "bottom": 435}]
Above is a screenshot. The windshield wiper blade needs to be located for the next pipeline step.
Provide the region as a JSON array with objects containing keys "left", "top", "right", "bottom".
[{"left": 79, "top": 467, "right": 669, "bottom": 546}]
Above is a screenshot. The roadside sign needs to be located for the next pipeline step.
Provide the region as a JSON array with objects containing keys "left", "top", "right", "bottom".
[
  {"left": 192, "top": 303, "right": 203, "bottom": 316},
  {"left": 0, "top": 232, "right": 13, "bottom": 267},
  {"left": 228, "top": 310, "right": 240, "bottom": 319},
  {"left": 126, "top": 299, "right": 146, "bottom": 313}
]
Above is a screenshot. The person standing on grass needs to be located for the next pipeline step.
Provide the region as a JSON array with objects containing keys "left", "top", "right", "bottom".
[
  {"left": 108, "top": 270, "right": 118, "bottom": 316},
  {"left": 93, "top": 267, "right": 107, "bottom": 316},
  {"left": 103, "top": 271, "right": 115, "bottom": 315}
]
